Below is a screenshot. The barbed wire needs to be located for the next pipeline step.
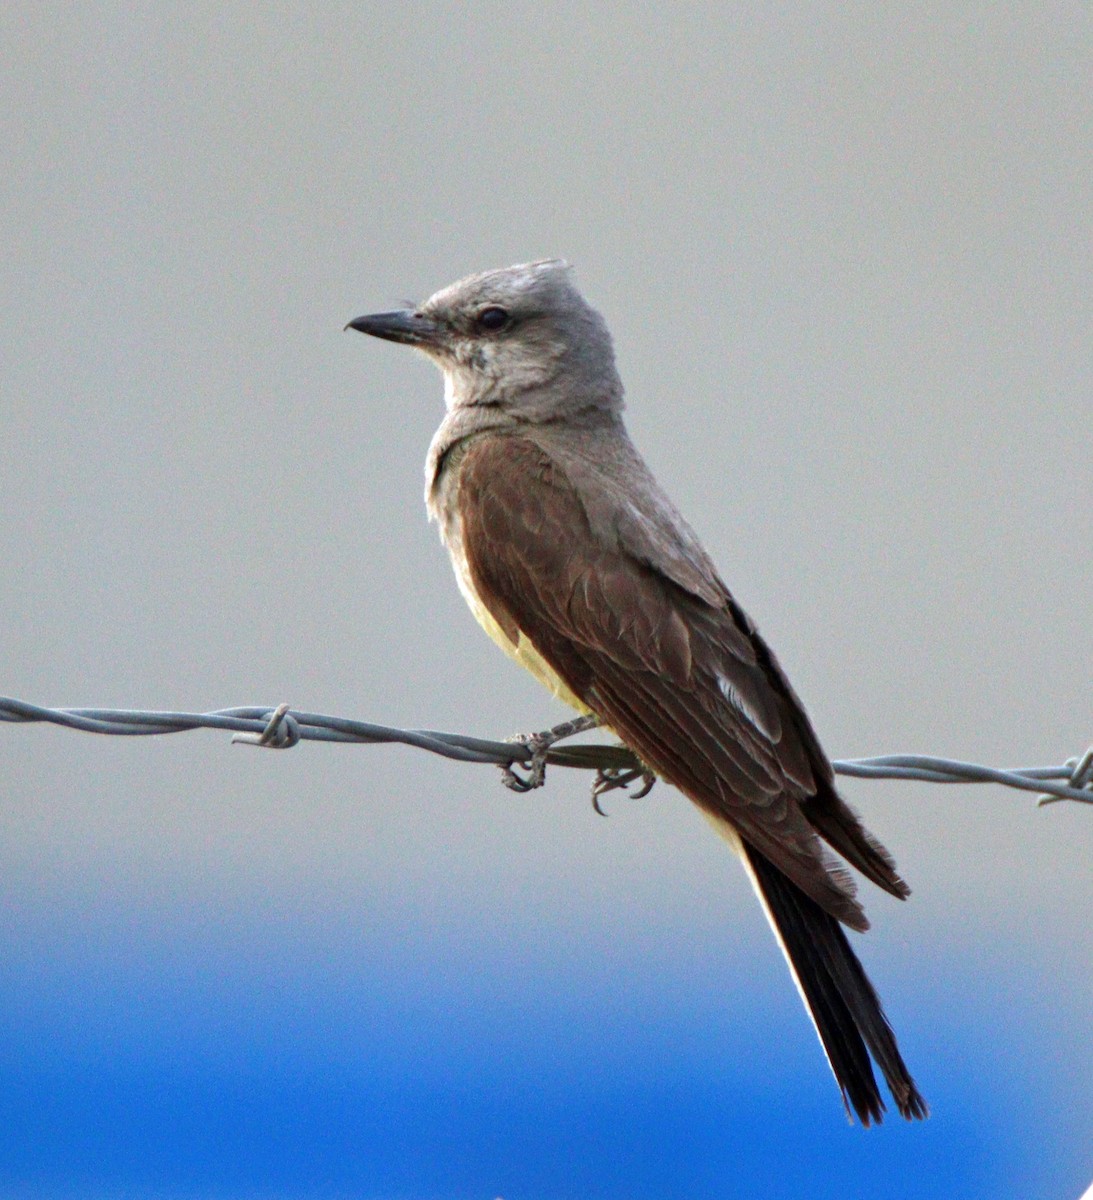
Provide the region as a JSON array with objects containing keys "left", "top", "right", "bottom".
[{"left": 1, "top": 695, "right": 1090, "bottom": 807}]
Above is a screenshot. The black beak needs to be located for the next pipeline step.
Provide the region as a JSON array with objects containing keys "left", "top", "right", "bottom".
[{"left": 344, "top": 309, "right": 439, "bottom": 346}]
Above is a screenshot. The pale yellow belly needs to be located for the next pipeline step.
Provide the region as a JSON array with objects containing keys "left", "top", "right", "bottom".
[
  {"left": 452, "top": 556, "right": 592, "bottom": 715},
  {"left": 432, "top": 459, "right": 594, "bottom": 717}
]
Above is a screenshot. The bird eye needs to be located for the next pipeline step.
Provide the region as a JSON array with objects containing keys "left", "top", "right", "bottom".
[{"left": 476, "top": 306, "right": 509, "bottom": 332}]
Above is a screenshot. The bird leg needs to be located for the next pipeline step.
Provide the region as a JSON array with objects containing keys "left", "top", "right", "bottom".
[{"left": 501, "top": 714, "right": 601, "bottom": 792}]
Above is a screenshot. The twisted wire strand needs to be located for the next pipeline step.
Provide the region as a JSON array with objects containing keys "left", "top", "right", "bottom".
[{"left": 1, "top": 695, "right": 1089, "bottom": 806}]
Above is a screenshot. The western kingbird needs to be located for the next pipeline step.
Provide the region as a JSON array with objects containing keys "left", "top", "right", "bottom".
[{"left": 348, "top": 260, "right": 927, "bottom": 1125}]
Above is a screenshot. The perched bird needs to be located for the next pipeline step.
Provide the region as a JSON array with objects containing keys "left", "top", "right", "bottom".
[{"left": 348, "top": 260, "right": 927, "bottom": 1125}]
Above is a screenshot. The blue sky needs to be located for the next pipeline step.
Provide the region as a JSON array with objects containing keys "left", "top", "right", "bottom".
[{"left": 0, "top": 866, "right": 1088, "bottom": 1199}]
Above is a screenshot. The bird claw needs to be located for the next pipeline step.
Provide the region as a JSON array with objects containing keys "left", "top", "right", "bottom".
[
  {"left": 590, "top": 764, "right": 657, "bottom": 815},
  {"left": 500, "top": 732, "right": 552, "bottom": 792}
]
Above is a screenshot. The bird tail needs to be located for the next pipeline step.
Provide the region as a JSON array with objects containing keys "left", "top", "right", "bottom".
[{"left": 740, "top": 842, "right": 928, "bottom": 1125}]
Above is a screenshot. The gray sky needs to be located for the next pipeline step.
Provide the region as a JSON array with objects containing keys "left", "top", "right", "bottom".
[{"left": 1, "top": 2, "right": 1091, "bottom": 1176}]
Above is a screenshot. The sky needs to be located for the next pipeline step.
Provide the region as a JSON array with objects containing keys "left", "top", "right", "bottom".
[{"left": 1, "top": 3, "right": 1091, "bottom": 1198}]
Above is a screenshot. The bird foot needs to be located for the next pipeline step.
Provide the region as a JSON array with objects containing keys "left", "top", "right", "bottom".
[
  {"left": 591, "top": 762, "right": 657, "bottom": 815},
  {"left": 500, "top": 714, "right": 600, "bottom": 792}
]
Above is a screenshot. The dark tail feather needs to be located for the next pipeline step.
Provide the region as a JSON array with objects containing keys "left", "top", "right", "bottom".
[{"left": 744, "top": 844, "right": 928, "bottom": 1125}]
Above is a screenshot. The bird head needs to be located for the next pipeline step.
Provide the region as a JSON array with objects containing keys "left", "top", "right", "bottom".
[{"left": 347, "top": 260, "right": 623, "bottom": 417}]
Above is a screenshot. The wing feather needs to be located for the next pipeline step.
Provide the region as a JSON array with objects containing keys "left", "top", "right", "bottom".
[{"left": 455, "top": 434, "right": 906, "bottom": 923}]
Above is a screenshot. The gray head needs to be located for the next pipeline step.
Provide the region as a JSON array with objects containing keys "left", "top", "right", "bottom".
[{"left": 347, "top": 260, "right": 624, "bottom": 419}]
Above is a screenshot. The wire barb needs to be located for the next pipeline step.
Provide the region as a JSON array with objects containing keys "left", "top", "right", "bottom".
[
  {"left": 231, "top": 703, "right": 300, "bottom": 749},
  {"left": 1, "top": 696, "right": 1089, "bottom": 807},
  {"left": 1036, "top": 746, "right": 1093, "bottom": 807}
]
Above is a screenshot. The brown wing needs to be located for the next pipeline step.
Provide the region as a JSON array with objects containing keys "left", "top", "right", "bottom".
[{"left": 456, "top": 434, "right": 906, "bottom": 930}]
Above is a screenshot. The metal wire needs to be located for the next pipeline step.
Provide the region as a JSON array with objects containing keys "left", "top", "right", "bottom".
[{"left": 1, "top": 695, "right": 1090, "bottom": 806}]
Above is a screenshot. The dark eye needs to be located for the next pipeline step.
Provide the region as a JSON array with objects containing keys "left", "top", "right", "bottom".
[{"left": 476, "top": 306, "right": 509, "bottom": 332}]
